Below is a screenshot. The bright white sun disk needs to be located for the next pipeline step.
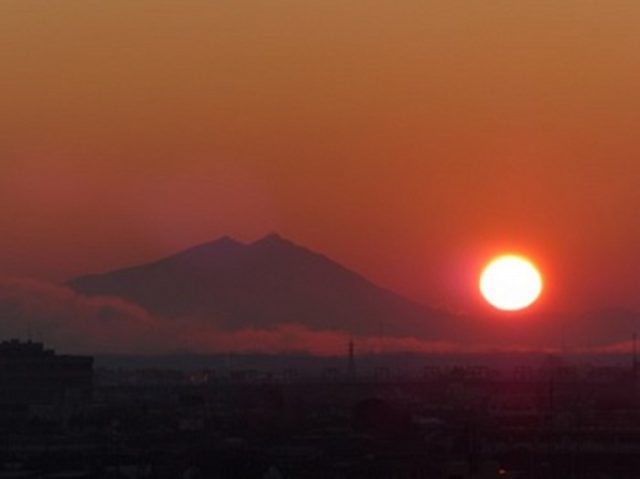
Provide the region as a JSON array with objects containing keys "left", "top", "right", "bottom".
[{"left": 479, "top": 255, "right": 543, "bottom": 311}]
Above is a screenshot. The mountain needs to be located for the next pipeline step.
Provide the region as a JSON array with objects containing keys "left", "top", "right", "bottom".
[
  {"left": 69, "top": 234, "right": 460, "bottom": 339},
  {"left": 67, "top": 234, "right": 640, "bottom": 349}
]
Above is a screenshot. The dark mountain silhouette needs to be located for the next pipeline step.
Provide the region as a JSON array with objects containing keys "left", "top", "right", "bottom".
[
  {"left": 68, "top": 234, "right": 639, "bottom": 349},
  {"left": 69, "top": 234, "right": 462, "bottom": 339}
]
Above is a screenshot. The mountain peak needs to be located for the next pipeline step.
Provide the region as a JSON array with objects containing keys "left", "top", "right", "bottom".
[
  {"left": 212, "top": 235, "right": 243, "bottom": 247},
  {"left": 69, "top": 233, "right": 450, "bottom": 339},
  {"left": 183, "top": 235, "right": 244, "bottom": 253},
  {"left": 251, "top": 233, "right": 294, "bottom": 248},
  {"left": 157, "top": 235, "right": 246, "bottom": 266}
]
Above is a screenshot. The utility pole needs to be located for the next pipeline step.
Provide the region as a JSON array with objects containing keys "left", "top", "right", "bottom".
[
  {"left": 633, "top": 332, "right": 638, "bottom": 378},
  {"left": 348, "top": 338, "right": 356, "bottom": 381}
]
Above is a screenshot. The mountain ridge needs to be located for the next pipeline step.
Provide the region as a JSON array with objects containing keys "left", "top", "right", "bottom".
[
  {"left": 67, "top": 234, "right": 640, "bottom": 349},
  {"left": 69, "top": 234, "right": 458, "bottom": 339}
]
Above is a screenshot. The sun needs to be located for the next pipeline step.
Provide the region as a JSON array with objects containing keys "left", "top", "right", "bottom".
[{"left": 479, "top": 254, "right": 543, "bottom": 311}]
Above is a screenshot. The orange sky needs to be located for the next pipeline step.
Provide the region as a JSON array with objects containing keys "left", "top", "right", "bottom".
[{"left": 2, "top": 0, "right": 640, "bottom": 314}]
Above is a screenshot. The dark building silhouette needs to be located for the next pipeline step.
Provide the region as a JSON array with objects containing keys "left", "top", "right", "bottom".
[{"left": 0, "top": 339, "right": 92, "bottom": 421}]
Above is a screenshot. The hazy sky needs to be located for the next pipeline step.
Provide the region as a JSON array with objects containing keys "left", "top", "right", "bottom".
[{"left": 2, "top": 1, "right": 640, "bottom": 314}]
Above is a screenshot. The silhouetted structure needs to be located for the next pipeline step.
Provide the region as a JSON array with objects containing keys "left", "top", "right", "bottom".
[
  {"left": 633, "top": 332, "right": 638, "bottom": 378},
  {"left": 348, "top": 337, "right": 356, "bottom": 380},
  {"left": 0, "top": 339, "right": 92, "bottom": 421}
]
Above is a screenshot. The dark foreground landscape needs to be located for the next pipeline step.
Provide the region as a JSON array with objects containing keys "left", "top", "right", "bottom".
[{"left": 2, "top": 339, "right": 640, "bottom": 478}]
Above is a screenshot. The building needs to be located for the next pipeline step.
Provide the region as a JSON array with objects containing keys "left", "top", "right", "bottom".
[{"left": 0, "top": 339, "right": 93, "bottom": 421}]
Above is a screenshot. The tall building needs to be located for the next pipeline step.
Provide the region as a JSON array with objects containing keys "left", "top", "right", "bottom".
[{"left": 0, "top": 339, "right": 93, "bottom": 417}]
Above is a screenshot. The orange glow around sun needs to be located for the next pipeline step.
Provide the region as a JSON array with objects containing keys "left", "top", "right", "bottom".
[{"left": 479, "top": 255, "right": 543, "bottom": 311}]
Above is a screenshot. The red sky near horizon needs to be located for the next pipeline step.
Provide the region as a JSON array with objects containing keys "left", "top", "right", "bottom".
[{"left": 2, "top": 1, "right": 640, "bottom": 315}]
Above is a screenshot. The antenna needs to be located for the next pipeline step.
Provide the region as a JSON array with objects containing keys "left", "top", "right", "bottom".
[
  {"left": 348, "top": 338, "right": 355, "bottom": 380},
  {"left": 633, "top": 332, "right": 638, "bottom": 378},
  {"left": 560, "top": 316, "right": 567, "bottom": 357}
]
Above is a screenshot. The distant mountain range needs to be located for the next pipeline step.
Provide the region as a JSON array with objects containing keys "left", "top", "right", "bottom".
[
  {"left": 69, "top": 234, "right": 461, "bottom": 339},
  {"left": 68, "top": 234, "right": 640, "bottom": 349}
]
